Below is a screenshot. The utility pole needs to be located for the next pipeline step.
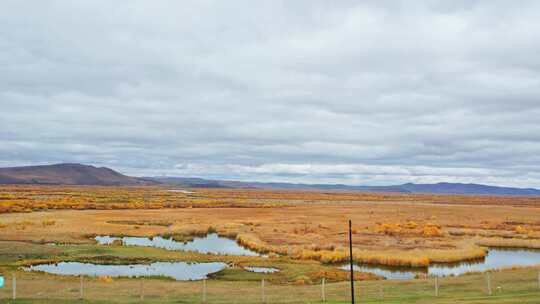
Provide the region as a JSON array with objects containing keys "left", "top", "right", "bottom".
[
  {"left": 140, "top": 279, "right": 144, "bottom": 302},
  {"left": 321, "top": 278, "right": 326, "bottom": 302},
  {"left": 12, "top": 274, "right": 16, "bottom": 300},
  {"left": 202, "top": 279, "right": 207, "bottom": 303},
  {"left": 349, "top": 220, "right": 355, "bottom": 304},
  {"left": 261, "top": 278, "right": 266, "bottom": 303},
  {"left": 79, "top": 275, "right": 84, "bottom": 300}
]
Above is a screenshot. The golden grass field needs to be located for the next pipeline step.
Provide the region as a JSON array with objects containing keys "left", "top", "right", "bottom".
[
  {"left": 1, "top": 185, "right": 540, "bottom": 268},
  {"left": 2, "top": 185, "right": 540, "bottom": 303}
]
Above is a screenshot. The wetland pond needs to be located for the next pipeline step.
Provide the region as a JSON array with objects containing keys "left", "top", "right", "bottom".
[
  {"left": 340, "top": 248, "right": 540, "bottom": 279},
  {"left": 34, "top": 235, "right": 540, "bottom": 281},
  {"left": 25, "top": 261, "right": 227, "bottom": 280},
  {"left": 95, "top": 233, "right": 260, "bottom": 256},
  {"left": 244, "top": 266, "right": 280, "bottom": 273}
]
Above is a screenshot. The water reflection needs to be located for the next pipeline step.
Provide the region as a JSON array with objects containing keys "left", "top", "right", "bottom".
[
  {"left": 428, "top": 248, "right": 540, "bottom": 277},
  {"left": 339, "top": 264, "right": 420, "bottom": 280},
  {"left": 95, "top": 233, "right": 260, "bottom": 256},
  {"left": 25, "top": 261, "right": 227, "bottom": 280},
  {"left": 244, "top": 266, "right": 280, "bottom": 273},
  {"left": 340, "top": 248, "right": 540, "bottom": 280}
]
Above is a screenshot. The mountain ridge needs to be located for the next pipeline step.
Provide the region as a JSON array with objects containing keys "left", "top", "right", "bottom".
[
  {"left": 151, "top": 176, "right": 540, "bottom": 196},
  {"left": 0, "top": 163, "right": 539, "bottom": 195},
  {"left": 0, "top": 163, "right": 157, "bottom": 186}
]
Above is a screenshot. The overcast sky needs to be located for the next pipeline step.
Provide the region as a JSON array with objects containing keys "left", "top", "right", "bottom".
[{"left": 2, "top": 1, "right": 540, "bottom": 187}]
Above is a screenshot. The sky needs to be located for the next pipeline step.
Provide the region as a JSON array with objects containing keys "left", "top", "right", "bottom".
[{"left": 1, "top": 1, "right": 540, "bottom": 187}]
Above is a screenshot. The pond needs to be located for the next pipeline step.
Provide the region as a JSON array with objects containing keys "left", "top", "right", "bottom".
[
  {"left": 428, "top": 248, "right": 540, "bottom": 277},
  {"left": 340, "top": 248, "right": 540, "bottom": 280},
  {"left": 24, "top": 261, "right": 227, "bottom": 281},
  {"left": 95, "top": 233, "right": 260, "bottom": 256},
  {"left": 167, "top": 189, "right": 194, "bottom": 194},
  {"left": 340, "top": 264, "right": 421, "bottom": 280},
  {"left": 244, "top": 266, "right": 280, "bottom": 273}
]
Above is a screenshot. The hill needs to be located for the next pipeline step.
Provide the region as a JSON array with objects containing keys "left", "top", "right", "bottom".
[
  {"left": 396, "top": 182, "right": 540, "bottom": 195},
  {"left": 0, "top": 163, "right": 158, "bottom": 186},
  {"left": 2, "top": 164, "right": 538, "bottom": 195},
  {"left": 152, "top": 177, "right": 540, "bottom": 196}
]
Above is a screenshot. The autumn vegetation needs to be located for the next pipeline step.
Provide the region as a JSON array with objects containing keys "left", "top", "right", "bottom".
[
  {"left": 1, "top": 185, "right": 540, "bottom": 269},
  {"left": 0, "top": 186, "right": 284, "bottom": 214},
  {"left": 3, "top": 185, "right": 540, "bottom": 214}
]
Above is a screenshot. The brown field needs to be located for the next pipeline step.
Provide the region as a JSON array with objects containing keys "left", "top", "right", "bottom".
[{"left": 1, "top": 185, "right": 540, "bottom": 268}]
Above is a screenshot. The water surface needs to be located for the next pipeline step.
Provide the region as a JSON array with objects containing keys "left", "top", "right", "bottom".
[
  {"left": 244, "top": 266, "right": 280, "bottom": 273},
  {"left": 340, "top": 264, "right": 421, "bottom": 280},
  {"left": 25, "top": 261, "right": 227, "bottom": 281},
  {"left": 428, "top": 248, "right": 540, "bottom": 277},
  {"left": 95, "top": 233, "right": 260, "bottom": 256},
  {"left": 340, "top": 248, "right": 540, "bottom": 280},
  {"left": 167, "top": 189, "right": 194, "bottom": 194}
]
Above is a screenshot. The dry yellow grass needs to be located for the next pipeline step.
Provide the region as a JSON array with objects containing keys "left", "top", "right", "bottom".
[
  {"left": 476, "top": 238, "right": 540, "bottom": 249},
  {"left": 1, "top": 185, "right": 540, "bottom": 267}
]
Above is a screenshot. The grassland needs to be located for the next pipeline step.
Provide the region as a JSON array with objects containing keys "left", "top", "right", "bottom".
[
  {"left": 1, "top": 185, "right": 540, "bottom": 303},
  {"left": 0, "top": 263, "right": 539, "bottom": 303},
  {"left": 2, "top": 186, "right": 540, "bottom": 267}
]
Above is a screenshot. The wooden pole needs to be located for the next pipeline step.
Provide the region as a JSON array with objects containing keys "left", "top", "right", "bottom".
[
  {"left": 321, "top": 278, "right": 326, "bottom": 302},
  {"left": 139, "top": 279, "right": 144, "bottom": 302},
  {"left": 349, "top": 220, "right": 355, "bottom": 304},
  {"left": 202, "top": 279, "right": 207, "bottom": 303},
  {"left": 486, "top": 272, "right": 492, "bottom": 295},
  {"left": 12, "top": 274, "right": 16, "bottom": 300},
  {"left": 379, "top": 283, "right": 383, "bottom": 299},
  {"left": 80, "top": 275, "right": 84, "bottom": 300},
  {"left": 261, "top": 279, "right": 266, "bottom": 303},
  {"left": 434, "top": 277, "right": 439, "bottom": 297}
]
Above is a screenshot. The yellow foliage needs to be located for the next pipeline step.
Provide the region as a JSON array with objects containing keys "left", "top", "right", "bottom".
[
  {"left": 375, "top": 223, "right": 402, "bottom": 235},
  {"left": 514, "top": 225, "right": 528, "bottom": 234},
  {"left": 97, "top": 276, "right": 114, "bottom": 283},
  {"left": 423, "top": 224, "right": 443, "bottom": 237},
  {"left": 405, "top": 221, "right": 418, "bottom": 229},
  {"left": 0, "top": 185, "right": 280, "bottom": 214}
]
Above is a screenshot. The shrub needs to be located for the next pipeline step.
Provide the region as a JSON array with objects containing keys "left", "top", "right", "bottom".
[
  {"left": 375, "top": 223, "right": 402, "bottom": 235},
  {"left": 97, "top": 276, "right": 114, "bottom": 283},
  {"left": 42, "top": 220, "right": 56, "bottom": 227},
  {"left": 111, "top": 239, "right": 124, "bottom": 246},
  {"left": 423, "top": 224, "right": 443, "bottom": 237},
  {"left": 405, "top": 221, "right": 418, "bottom": 229},
  {"left": 514, "top": 225, "right": 528, "bottom": 234},
  {"left": 292, "top": 275, "right": 312, "bottom": 285}
]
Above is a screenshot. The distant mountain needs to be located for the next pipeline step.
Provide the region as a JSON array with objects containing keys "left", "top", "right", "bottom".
[
  {"left": 0, "top": 163, "right": 158, "bottom": 186},
  {"left": 151, "top": 177, "right": 540, "bottom": 196},
  {"left": 1, "top": 164, "right": 538, "bottom": 195},
  {"left": 396, "top": 182, "right": 540, "bottom": 195}
]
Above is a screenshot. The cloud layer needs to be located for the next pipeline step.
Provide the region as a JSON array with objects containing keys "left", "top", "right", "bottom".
[{"left": 2, "top": 1, "right": 540, "bottom": 187}]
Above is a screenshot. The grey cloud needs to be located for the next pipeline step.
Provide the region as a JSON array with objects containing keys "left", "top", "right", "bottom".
[{"left": 1, "top": 1, "right": 540, "bottom": 187}]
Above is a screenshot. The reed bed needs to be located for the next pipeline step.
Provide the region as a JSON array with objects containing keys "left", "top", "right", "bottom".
[
  {"left": 476, "top": 237, "right": 540, "bottom": 249},
  {"left": 236, "top": 233, "right": 487, "bottom": 267}
]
